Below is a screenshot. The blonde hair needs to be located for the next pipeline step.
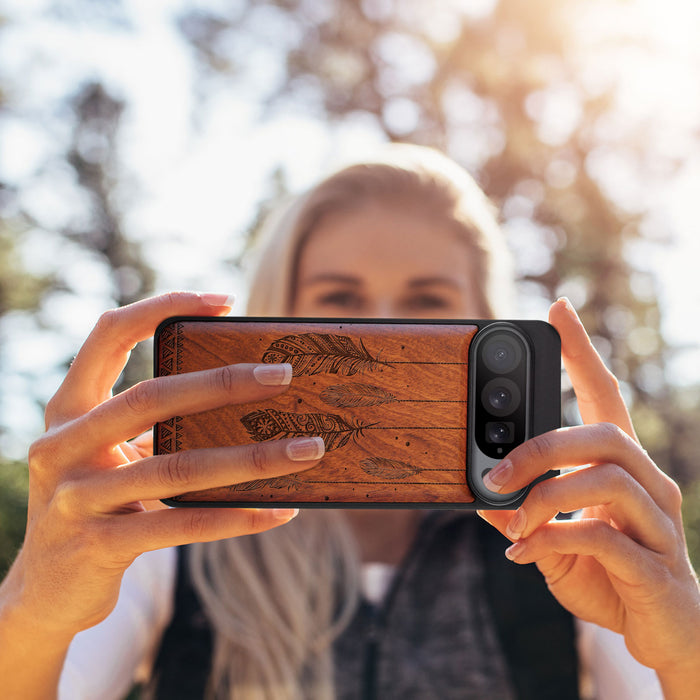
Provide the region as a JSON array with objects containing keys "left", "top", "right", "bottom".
[
  {"left": 188, "top": 145, "right": 514, "bottom": 699},
  {"left": 189, "top": 512, "right": 359, "bottom": 700}
]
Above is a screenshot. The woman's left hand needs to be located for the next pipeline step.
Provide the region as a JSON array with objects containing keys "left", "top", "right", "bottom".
[{"left": 478, "top": 298, "right": 700, "bottom": 696}]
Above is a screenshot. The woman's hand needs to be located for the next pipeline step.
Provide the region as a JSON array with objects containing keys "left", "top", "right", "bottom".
[
  {"left": 1, "top": 292, "right": 325, "bottom": 643},
  {"left": 478, "top": 298, "right": 700, "bottom": 695}
]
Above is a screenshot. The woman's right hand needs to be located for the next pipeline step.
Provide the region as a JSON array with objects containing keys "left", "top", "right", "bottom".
[{"left": 1, "top": 292, "right": 325, "bottom": 642}]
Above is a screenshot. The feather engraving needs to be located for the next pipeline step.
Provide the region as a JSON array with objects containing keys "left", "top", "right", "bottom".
[
  {"left": 232, "top": 475, "right": 303, "bottom": 492},
  {"left": 320, "top": 383, "right": 397, "bottom": 408},
  {"left": 261, "top": 333, "right": 391, "bottom": 376},
  {"left": 241, "top": 408, "right": 373, "bottom": 451},
  {"left": 360, "top": 457, "right": 424, "bottom": 480}
]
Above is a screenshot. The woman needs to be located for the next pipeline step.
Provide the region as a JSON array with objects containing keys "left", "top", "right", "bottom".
[{"left": 0, "top": 145, "right": 697, "bottom": 699}]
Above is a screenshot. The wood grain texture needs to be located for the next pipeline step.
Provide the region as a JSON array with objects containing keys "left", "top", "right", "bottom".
[{"left": 155, "top": 320, "right": 478, "bottom": 505}]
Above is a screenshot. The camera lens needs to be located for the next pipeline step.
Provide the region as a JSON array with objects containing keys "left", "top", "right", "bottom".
[
  {"left": 482, "top": 334, "right": 523, "bottom": 374},
  {"left": 489, "top": 387, "right": 510, "bottom": 411},
  {"left": 486, "top": 421, "right": 514, "bottom": 444},
  {"left": 481, "top": 378, "right": 521, "bottom": 417}
]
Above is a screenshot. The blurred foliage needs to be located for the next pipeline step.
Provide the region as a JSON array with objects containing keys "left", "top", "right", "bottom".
[
  {"left": 0, "top": 459, "right": 28, "bottom": 577},
  {"left": 0, "top": 223, "right": 54, "bottom": 316},
  {"left": 682, "top": 478, "right": 700, "bottom": 572},
  {"left": 0, "top": 0, "right": 699, "bottom": 571},
  {"left": 62, "top": 81, "right": 157, "bottom": 391}
]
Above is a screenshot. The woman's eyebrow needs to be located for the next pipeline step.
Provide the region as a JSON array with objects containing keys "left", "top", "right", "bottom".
[
  {"left": 407, "top": 277, "right": 461, "bottom": 290},
  {"left": 302, "top": 273, "right": 362, "bottom": 286}
]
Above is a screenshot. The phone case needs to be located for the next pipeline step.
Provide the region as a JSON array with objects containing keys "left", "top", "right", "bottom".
[{"left": 154, "top": 317, "right": 560, "bottom": 509}]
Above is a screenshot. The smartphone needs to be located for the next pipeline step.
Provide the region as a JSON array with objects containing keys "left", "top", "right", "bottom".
[{"left": 154, "top": 317, "right": 560, "bottom": 509}]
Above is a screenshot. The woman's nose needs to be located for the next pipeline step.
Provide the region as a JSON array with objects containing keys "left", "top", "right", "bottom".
[{"left": 363, "top": 300, "right": 398, "bottom": 318}]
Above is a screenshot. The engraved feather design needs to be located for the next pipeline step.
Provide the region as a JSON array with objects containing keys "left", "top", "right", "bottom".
[
  {"left": 240, "top": 409, "right": 373, "bottom": 451},
  {"left": 261, "top": 333, "right": 391, "bottom": 376},
  {"left": 360, "top": 457, "right": 424, "bottom": 479},
  {"left": 320, "top": 383, "right": 397, "bottom": 407},
  {"left": 232, "top": 475, "right": 303, "bottom": 492}
]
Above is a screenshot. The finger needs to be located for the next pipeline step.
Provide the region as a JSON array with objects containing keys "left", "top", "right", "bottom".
[
  {"left": 127, "top": 430, "right": 153, "bottom": 459},
  {"left": 119, "top": 431, "right": 153, "bottom": 461},
  {"left": 85, "top": 437, "right": 325, "bottom": 508},
  {"left": 503, "top": 464, "right": 675, "bottom": 554},
  {"left": 483, "top": 423, "right": 681, "bottom": 514},
  {"left": 119, "top": 441, "right": 144, "bottom": 462},
  {"left": 503, "top": 518, "right": 662, "bottom": 588},
  {"left": 476, "top": 509, "right": 516, "bottom": 539},
  {"left": 548, "top": 298, "right": 636, "bottom": 439},
  {"left": 65, "top": 363, "right": 293, "bottom": 456},
  {"left": 47, "top": 292, "right": 235, "bottom": 423},
  {"left": 109, "top": 506, "right": 301, "bottom": 558}
]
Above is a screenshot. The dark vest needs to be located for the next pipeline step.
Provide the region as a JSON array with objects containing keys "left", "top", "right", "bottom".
[{"left": 148, "top": 513, "right": 579, "bottom": 699}]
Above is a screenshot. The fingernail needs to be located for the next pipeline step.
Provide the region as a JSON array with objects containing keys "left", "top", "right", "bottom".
[
  {"left": 505, "top": 541, "right": 527, "bottom": 561},
  {"left": 273, "top": 508, "right": 299, "bottom": 521},
  {"left": 506, "top": 509, "right": 527, "bottom": 540},
  {"left": 483, "top": 460, "right": 512, "bottom": 493},
  {"left": 254, "top": 363, "right": 293, "bottom": 386},
  {"left": 557, "top": 296, "right": 578, "bottom": 319},
  {"left": 199, "top": 293, "right": 236, "bottom": 308},
  {"left": 286, "top": 437, "right": 325, "bottom": 461}
]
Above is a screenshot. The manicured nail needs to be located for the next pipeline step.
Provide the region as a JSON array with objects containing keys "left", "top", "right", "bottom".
[
  {"left": 286, "top": 437, "right": 325, "bottom": 461},
  {"left": 273, "top": 508, "right": 299, "bottom": 521},
  {"left": 254, "top": 363, "right": 293, "bottom": 386},
  {"left": 557, "top": 296, "right": 578, "bottom": 319},
  {"left": 483, "top": 460, "right": 512, "bottom": 493},
  {"left": 506, "top": 509, "right": 527, "bottom": 540},
  {"left": 199, "top": 293, "right": 236, "bottom": 308},
  {"left": 505, "top": 541, "right": 527, "bottom": 561}
]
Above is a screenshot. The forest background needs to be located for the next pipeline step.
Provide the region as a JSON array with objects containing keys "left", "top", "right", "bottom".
[{"left": 1, "top": 0, "right": 700, "bottom": 575}]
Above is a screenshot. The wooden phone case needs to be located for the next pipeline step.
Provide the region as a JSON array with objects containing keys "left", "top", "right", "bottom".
[{"left": 154, "top": 318, "right": 559, "bottom": 508}]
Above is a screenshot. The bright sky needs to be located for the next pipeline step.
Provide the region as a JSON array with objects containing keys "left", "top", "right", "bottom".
[{"left": 1, "top": 0, "right": 699, "bottom": 456}]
